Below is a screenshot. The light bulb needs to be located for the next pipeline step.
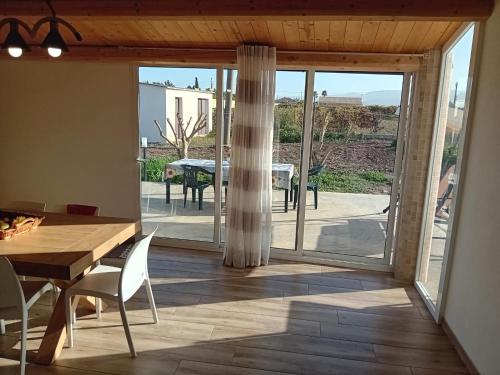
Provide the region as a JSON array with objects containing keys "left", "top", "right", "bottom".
[
  {"left": 47, "top": 47, "right": 62, "bottom": 58},
  {"left": 8, "top": 47, "right": 23, "bottom": 58}
]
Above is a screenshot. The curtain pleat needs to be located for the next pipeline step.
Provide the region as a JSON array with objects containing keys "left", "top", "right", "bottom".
[{"left": 224, "top": 45, "right": 276, "bottom": 268}]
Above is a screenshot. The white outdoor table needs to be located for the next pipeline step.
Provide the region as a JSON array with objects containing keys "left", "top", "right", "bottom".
[{"left": 163, "top": 159, "right": 295, "bottom": 212}]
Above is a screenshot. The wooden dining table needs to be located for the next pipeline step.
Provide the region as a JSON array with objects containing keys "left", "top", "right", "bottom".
[{"left": 0, "top": 210, "right": 140, "bottom": 365}]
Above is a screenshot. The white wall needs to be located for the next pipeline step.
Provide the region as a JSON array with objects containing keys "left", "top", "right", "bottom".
[
  {"left": 0, "top": 61, "right": 140, "bottom": 219},
  {"left": 138, "top": 83, "right": 213, "bottom": 143},
  {"left": 444, "top": 4, "right": 500, "bottom": 374},
  {"left": 139, "top": 83, "right": 166, "bottom": 143},
  {"left": 164, "top": 88, "right": 213, "bottom": 137}
]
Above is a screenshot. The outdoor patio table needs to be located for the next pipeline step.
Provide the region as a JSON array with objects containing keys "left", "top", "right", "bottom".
[
  {"left": 0, "top": 210, "right": 140, "bottom": 365},
  {"left": 164, "top": 159, "right": 295, "bottom": 212}
]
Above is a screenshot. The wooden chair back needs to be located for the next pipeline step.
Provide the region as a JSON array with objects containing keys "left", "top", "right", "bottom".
[{"left": 66, "top": 204, "right": 100, "bottom": 216}]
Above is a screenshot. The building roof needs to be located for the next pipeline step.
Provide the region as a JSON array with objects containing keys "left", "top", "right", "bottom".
[
  {"left": 318, "top": 96, "right": 363, "bottom": 106},
  {"left": 139, "top": 82, "right": 214, "bottom": 95}
]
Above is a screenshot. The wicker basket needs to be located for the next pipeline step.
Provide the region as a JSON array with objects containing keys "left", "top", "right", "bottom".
[{"left": 0, "top": 213, "right": 45, "bottom": 240}]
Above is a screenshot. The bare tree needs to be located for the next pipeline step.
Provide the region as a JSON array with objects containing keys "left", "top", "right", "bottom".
[{"left": 154, "top": 113, "right": 207, "bottom": 159}]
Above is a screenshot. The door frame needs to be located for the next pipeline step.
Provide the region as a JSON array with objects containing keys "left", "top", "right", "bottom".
[
  {"left": 142, "top": 65, "right": 415, "bottom": 272},
  {"left": 414, "top": 22, "right": 481, "bottom": 322}
]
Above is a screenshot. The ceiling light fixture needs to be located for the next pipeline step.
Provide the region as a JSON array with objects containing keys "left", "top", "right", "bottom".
[
  {"left": 32, "top": 0, "right": 82, "bottom": 58},
  {"left": 0, "top": 18, "right": 31, "bottom": 58}
]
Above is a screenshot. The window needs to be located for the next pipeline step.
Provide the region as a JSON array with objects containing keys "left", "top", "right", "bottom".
[
  {"left": 416, "top": 25, "right": 477, "bottom": 320},
  {"left": 175, "top": 97, "right": 183, "bottom": 137},
  {"left": 198, "top": 98, "right": 209, "bottom": 135}
]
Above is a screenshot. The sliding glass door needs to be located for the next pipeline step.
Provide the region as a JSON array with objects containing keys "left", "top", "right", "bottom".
[
  {"left": 137, "top": 65, "right": 411, "bottom": 269},
  {"left": 416, "top": 24, "right": 477, "bottom": 319},
  {"left": 300, "top": 72, "right": 409, "bottom": 265},
  {"left": 139, "top": 67, "right": 217, "bottom": 243}
]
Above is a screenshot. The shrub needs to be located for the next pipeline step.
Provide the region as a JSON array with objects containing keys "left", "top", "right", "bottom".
[
  {"left": 144, "top": 156, "right": 182, "bottom": 183},
  {"left": 278, "top": 127, "right": 302, "bottom": 143}
]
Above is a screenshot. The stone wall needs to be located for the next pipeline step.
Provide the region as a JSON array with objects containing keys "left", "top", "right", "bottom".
[{"left": 393, "top": 50, "right": 442, "bottom": 281}]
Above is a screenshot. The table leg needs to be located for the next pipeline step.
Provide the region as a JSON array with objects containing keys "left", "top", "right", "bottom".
[
  {"left": 285, "top": 189, "right": 289, "bottom": 213},
  {"left": 165, "top": 179, "right": 171, "bottom": 204},
  {"left": 33, "top": 271, "right": 102, "bottom": 365},
  {"left": 33, "top": 288, "right": 68, "bottom": 365}
]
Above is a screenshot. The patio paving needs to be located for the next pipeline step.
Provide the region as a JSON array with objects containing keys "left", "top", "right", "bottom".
[{"left": 141, "top": 181, "right": 391, "bottom": 259}]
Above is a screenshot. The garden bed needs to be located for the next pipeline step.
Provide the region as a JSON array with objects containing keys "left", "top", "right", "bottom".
[{"left": 144, "top": 138, "right": 396, "bottom": 194}]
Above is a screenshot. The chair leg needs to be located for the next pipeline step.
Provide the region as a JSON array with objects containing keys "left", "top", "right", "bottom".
[
  {"left": 65, "top": 293, "right": 74, "bottom": 348},
  {"left": 144, "top": 278, "right": 159, "bottom": 324},
  {"left": 51, "top": 282, "right": 59, "bottom": 305},
  {"left": 314, "top": 187, "right": 318, "bottom": 209},
  {"left": 293, "top": 187, "right": 299, "bottom": 210},
  {"left": 71, "top": 296, "right": 80, "bottom": 324},
  {"left": 183, "top": 190, "right": 187, "bottom": 208},
  {"left": 0, "top": 319, "right": 5, "bottom": 335},
  {"left": 20, "top": 313, "right": 27, "bottom": 375},
  {"left": 198, "top": 189, "right": 203, "bottom": 210},
  {"left": 96, "top": 297, "right": 102, "bottom": 319},
  {"left": 191, "top": 188, "right": 196, "bottom": 202},
  {"left": 290, "top": 186, "right": 293, "bottom": 202},
  {"left": 118, "top": 299, "right": 136, "bottom": 357},
  {"left": 165, "top": 180, "right": 171, "bottom": 204}
]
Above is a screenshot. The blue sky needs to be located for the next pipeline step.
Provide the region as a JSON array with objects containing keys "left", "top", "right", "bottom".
[
  {"left": 139, "top": 67, "right": 403, "bottom": 99},
  {"left": 139, "top": 26, "right": 474, "bottom": 100}
]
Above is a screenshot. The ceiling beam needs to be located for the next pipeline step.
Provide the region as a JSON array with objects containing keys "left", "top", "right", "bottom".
[
  {"left": 0, "top": 0, "right": 493, "bottom": 21},
  {"left": 0, "top": 46, "right": 422, "bottom": 72}
]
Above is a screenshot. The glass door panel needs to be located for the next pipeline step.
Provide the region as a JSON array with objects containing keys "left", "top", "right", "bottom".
[
  {"left": 416, "top": 25, "right": 475, "bottom": 310},
  {"left": 271, "top": 71, "right": 306, "bottom": 250},
  {"left": 139, "top": 67, "right": 217, "bottom": 242},
  {"left": 220, "top": 68, "right": 237, "bottom": 242},
  {"left": 302, "top": 72, "right": 404, "bottom": 260}
]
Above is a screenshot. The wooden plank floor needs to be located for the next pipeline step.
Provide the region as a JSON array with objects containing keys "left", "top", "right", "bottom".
[{"left": 0, "top": 247, "right": 468, "bottom": 374}]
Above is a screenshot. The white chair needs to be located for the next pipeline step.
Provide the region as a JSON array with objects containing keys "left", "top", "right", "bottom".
[
  {"left": 0, "top": 257, "right": 52, "bottom": 375},
  {"left": 65, "top": 230, "right": 158, "bottom": 357},
  {"left": 4, "top": 201, "right": 46, "bottom": 212}
]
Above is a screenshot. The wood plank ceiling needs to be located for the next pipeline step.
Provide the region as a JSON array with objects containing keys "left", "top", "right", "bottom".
[
  {"left": 2, "top": 19, "right": 464, "bottom": 54},
  {"left": 0, "top": 0, "right": 493, "bottom": 69}
]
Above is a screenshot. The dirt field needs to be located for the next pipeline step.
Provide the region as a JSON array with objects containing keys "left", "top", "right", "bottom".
[{"left": 146, "top": 138, "right": 397, "bottom": 174}]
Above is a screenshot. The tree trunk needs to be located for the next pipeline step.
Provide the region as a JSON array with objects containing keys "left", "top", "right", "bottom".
[{"left": 181, "top": 141, "right": 189, "bottom": 159}]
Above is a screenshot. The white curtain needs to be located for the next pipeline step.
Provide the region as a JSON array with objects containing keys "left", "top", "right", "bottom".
[{"left": 224, "top": 45, "right": 276, "bottom": 268}]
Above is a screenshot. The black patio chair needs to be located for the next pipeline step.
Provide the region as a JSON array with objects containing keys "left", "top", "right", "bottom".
[
  {"left": 182, "top": 165, "right": 213, "bottom": 210},
  {"left": 293, "top": 165, "right": 325, "bottom": 210}
]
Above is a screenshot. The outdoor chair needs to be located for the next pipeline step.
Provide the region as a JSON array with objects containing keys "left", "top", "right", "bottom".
[
  {"left": 0, "top": 257, "right": 52, "bottom": 375},
  {"left": 293, "top": 165, "right": 325, "bottom": 210},
  {"left": 182, "top": 165, "right": 213, "bottom": 210},
  {"left": 65, "top": 229, "right": 159, "bottom": 358}
]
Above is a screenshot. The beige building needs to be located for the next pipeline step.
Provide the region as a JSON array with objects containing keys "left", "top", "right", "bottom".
[{"left": 139, "top": 83, "right": 214, "bottom": 143}]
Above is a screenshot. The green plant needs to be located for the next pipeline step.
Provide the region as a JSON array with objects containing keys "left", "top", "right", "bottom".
[
  {"left": 309, "top": 169, "right": 391, "bottom": 193},
  {"left": 359, "top": 170, "right": 390, "bottom": 183},
  {"left": 441, "top": 143, "right": 458, "bottom": 174},
  {"left": 279, "top": 127, "right": 302, "bottom": 143},
  {"left": 144, "top": 156, "right": 182, "bottom": 183}
]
